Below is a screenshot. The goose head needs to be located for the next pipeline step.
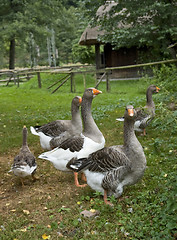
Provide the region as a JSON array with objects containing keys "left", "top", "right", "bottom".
[
  {"left": 147, "top": 85, "right": 160, "bottom": 94},
  {"left": 124, "top": 105, "right": 137, "bottom": 120},
  {"left": 72, "top": 96, "right": 82, "bottom": 107},
  {"left": 83, "top": 88, "right": 102, "bottom": 100}
]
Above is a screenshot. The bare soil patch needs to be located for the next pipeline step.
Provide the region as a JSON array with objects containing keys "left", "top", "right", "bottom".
[{"left": 0, "top": 146, "right": 86, "bottom": 227}]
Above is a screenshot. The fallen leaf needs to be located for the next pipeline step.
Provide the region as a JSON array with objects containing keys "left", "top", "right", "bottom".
[
  {"left": 10, "top": 209, "right": 16, "bottom": 212},
  {"left": 42, "top": 233, "right": 50, "bottom": 239},
  {"left": 57, "top": 231, "right": 63, "bottom": 237},
  {"left": 90, "top": 209, "right": 96, "bottom": 213},
  {"left": 23, "top": 210, "right": 30, "bottom": 215},
  {"left": 5, "top": 203, "right": 10, "bottom": 206},
  {"left": 20, "top": 228, "right": 27, "bottom": 232}
]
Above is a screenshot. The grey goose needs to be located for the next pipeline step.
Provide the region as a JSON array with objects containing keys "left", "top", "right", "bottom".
[
  {"left": 38, "top": 88, "right": 105, "bottom": 187},
  {"left": 117, "top": 85, "right": 160, "bottom": 135},
  {"left": 67, "top": 105, "right": 146, "bottom": 205},
  {"left": 10, "top": 126, "right": 37, "bottom": 186},
  {"left": 30, "top": 96, "right": 82, "bottom": 150}
]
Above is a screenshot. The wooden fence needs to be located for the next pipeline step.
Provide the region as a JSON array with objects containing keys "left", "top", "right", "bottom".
[{"left": 0, "top": 59, "right": 176, "bottom": 92}]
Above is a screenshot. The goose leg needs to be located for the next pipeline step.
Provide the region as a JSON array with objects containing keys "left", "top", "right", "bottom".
[
  {"left": 143, "top": 129, "right": 146, "bottom": 136},
  {"left": 20, "top": 178, "right": 25, "bottom": 187},
  {"left": 81, "top": 172, "right": 87, "bottom": 182},
  {"left": 74, "top": 172, "right": 87, "bottom": 188},
  {"left": 104, "top": 190, "right": 113, "bottom": 206}
]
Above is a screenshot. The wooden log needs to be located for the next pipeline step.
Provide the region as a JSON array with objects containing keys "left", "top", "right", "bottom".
[
  {"left": 47, "top": 74, "right": 70, "bottom": 89},
  {"left": 37, "top": 72, "right": 42, "bottom": 88},
  {"left": 6, "top": 74, "right": 13, "bottom": 86},
  {"left": 52, "top": 74, "right": 71, "bottom": 94},
  {"left": 105, "top": 59, "right": 177, "bottom": 71},
  {"left": 83, "top": 74, "right": 86, "bottom": 89},
  {"left": 70, "top": 72, "right": 74, "bottom": 93},
  {"left": 95, "top": 72, "right": 106, "bottom": 88},
  {"left": 106, "top": 72, "right": 110, "bottom": 92}
]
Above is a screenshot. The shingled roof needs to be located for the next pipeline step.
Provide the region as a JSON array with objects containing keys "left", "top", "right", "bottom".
[{"left": 79, "top": 1, "right": 117, "bottom": 46}]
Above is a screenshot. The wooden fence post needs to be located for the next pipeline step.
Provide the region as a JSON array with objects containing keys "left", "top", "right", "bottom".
[
  {"left": 83, "top": 74, "right": 86, "bottom": 89},
  {"left": 70, "top": 72, "right": 75, "bottom": 92},
  {"left": 37, "top": 72, "right": 42, "bottom": 88},
  {"left": 106, "top": 72, "right": 110, "bottom": 92}
]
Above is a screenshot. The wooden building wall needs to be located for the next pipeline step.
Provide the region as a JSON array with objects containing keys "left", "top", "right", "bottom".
[{"left": 101, "top": 43, "right": 146, "bottom": 78}]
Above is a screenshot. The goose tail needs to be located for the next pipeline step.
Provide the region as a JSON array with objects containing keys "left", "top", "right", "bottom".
[
  {"left": 30, "top": 126, "right": 39, "bottom": 136},
  {"left": 116, "top": 117, "right": 124, "bottom": 122},
  {"left": 66, "top": 157, "right": 89, "bottom": 172}
]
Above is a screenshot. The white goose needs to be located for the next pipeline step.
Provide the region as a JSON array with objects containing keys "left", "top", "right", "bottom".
[
  {"left": 10, "top": 126, "right": 37, "bottom": 186},
  {"left": 30, "top": 96, "right": 82, "bottom": 150},
  {"left": 38, "top": 88, "right": 105, "bottom": 187},
  {"left": 67, "top": 105, "right": 146, "bottom": 205},
  {"left": 117, "top": 85, "right": 160, "bottom": 135}
]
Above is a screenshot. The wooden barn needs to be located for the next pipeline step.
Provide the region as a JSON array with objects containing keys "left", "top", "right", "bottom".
[{"left": 79, "top": 3, "right": 149, "bottom": 78}]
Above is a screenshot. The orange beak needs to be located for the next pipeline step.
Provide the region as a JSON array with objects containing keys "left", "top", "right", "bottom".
[
  {"left": 92, "top": 88, "right": 102, "bottom": 95},
  {"left": 156, "top": 86, "right": 160, "bottom": 92},
  {"left": 128, "top": 109, "right": 134, "bottom": 116},
  {"left": 79, "top": 97, "right": 82, "bottom": 104}
]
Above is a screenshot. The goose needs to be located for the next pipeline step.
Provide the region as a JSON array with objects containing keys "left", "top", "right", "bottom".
[
  {"left": 67, "top": 105, "right": 146, "bottom": 205},
  {"left": 30, "top": 96, "right": 82, "bottom": 150},
  {"left": 117, "top": 85, "right": 160, "bottom": 135},
  {"left": 38, "top": 88, "right": 105, "bottom": 187},
  {"left": 10, "top": 126, "right": 37, "bottom": 186}
]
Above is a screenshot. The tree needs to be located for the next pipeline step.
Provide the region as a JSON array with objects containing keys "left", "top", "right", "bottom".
[
  {"left": 81, "top": 0, "right": 177, "bottom": 60},
  {"left": 0, "top": 0, "right": 63, "bottom": 69}
]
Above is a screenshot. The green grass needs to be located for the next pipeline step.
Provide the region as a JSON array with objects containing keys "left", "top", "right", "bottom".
[{"left": 0, "top": 69, "right": 176, "bottom": 239}]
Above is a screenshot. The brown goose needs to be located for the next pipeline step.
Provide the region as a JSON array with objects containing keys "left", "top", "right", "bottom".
[
  {"left": 38, "top": 88, "right": 105, "bottom": 187},
  {"left": 67, "top": 105, "right": 146, "bottom": 205},
  {"left": 117, "top": 85, "right": 160, "bottom": 135},
  {"left": 30, "top": 96, "right": 82, "bottom": 150},
  {"left": 10, "top": 126, "right": 37, "bottom": 186}
]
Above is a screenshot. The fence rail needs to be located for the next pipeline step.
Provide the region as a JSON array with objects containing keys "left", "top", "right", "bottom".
[{"left": 0, "top": 59, "right": 176, "bottom": 92}]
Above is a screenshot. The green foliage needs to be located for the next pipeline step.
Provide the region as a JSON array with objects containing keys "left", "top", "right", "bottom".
[
  {"left": 72, "top": 44, "right": 95, "bottom": 64},
  {"left": 0, "top": 68, "right": 176, "bottom": 239},
  {"left": 153, "top": 64, "right": 177, "bottom": 94},
  {"left": 0, "top": 0, "right": 91, "bottom": 68},
  {"left": 82, "top": 0, "right": 177, "bottom": 60}
]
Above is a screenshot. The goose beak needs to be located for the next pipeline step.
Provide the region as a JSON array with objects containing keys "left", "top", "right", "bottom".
[
  {"left": 92, "top": 88, "right": 102, "bottom": 95},
  {"left": 156, "top": 86, "right": 160, "bottom": 92},
  {"left": 128, "top": 109, "right": 134, "bottom": 116},
  {"left": 79, "top": 97, "right": 82, "bottom": 104}
]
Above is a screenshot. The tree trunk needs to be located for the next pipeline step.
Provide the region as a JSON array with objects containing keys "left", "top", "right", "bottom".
[{"left": 9, "top": 38, "right": 15, "bottom": 69}]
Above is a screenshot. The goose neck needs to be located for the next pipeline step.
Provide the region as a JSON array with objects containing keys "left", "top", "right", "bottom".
[
  {"left": 146, "top": 89, "right": 154, "bottom": 107},
  {"left": 23, "top": 129, "right": 28, "bottom": 146},
  {"left": 81, "top": 97, "right": 102, "bottom": 140},
  {"left": 123, "top": 118, "right": 136, "bottom": 147},
  {"left": 71, "top": 103, "right": 81, "bottom": 124}
]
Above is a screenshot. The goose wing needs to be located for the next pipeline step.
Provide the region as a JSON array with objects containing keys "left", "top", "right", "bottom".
[
  {"left": 57, "top": 135, "right": 85, "bottom": 152},
  {"left": 34, "top": 120, "right": 71, "bottom": 137},
  {"left": 50, "top": 131, "right": 71, "bottom": 149},
  {"left": 67, "top": 146, "right": 131, "bottom": 172},
  {"left": 135, "top": 108, "right": 154, "bottom": 130}
]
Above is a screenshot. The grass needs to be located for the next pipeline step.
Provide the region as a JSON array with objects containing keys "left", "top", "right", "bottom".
[{"left": 0, "top": 68, "right": 176, "bottom": 239}]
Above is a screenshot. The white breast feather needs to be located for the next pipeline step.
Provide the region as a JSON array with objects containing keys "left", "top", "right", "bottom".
[
  {"left": 85, "top": 170, "right": 105, "bottom": 195},
  {"left": 12, "top": 165, "right": 37, "bottom": 177},
  {"left": 134, "top": 120, "right": 142, "bottom": 132}
]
